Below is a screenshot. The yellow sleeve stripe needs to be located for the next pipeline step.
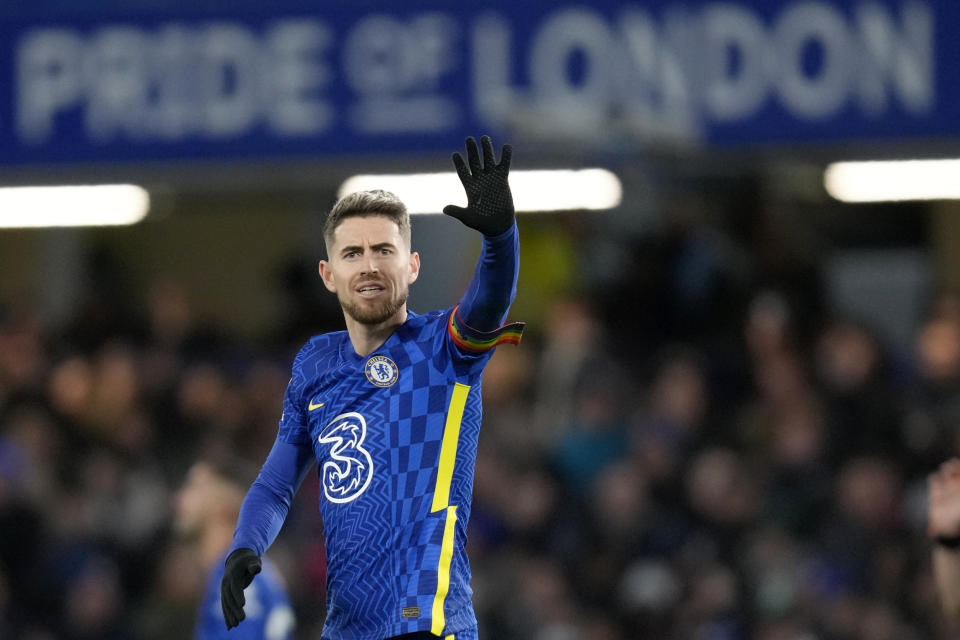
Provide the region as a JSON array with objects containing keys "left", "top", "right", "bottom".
[
  {"left": 431, "top": 383, "right": 470, "bottom": 513},
  {"left": 432, "top": 505, "right": 458, "bottom": 636}
]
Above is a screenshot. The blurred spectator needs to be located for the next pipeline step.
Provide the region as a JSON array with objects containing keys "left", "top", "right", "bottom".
[
  {"left": 686, "top": 447, "right": 759, "bottom": 533},
  {"left": 530, "top": 297, "right": 607, "bottom": 446},
  {"left": 928, "top": 458, "right": 960, "bottom": 623},
  {"left": 0, "top": 434, "right": 48, "bottom": 635},
  {"left": 551, "top": 370, "right": 630, "bottom": 496},
  {"left": 59, "top": 555, "right": 126, "bottom": 640},
  {"left": 630, "top": 347, "right": 710, "bottom": 498},
  {"left": 744, "top": 290, "right": 797, "bottom": 365},
  {"left": 0, "top": 304, "right": 46, "bottom": 401},
  {"left": 903, "top": 311, "right": 960, "bottom": 473},
  {"left": 814, "top": 319, "right": 902, "bottom": 465}
]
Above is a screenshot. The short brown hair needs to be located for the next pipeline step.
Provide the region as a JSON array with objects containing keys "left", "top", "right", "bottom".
[{"left": 324, "top": 189, "right": 411, "bottom": 250}]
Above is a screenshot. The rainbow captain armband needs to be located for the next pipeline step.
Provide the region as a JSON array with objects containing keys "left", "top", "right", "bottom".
[{"left": 447, "top": 305, "right": 525, "bottom": 353}]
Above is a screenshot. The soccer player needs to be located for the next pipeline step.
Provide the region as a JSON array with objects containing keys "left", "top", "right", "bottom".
[
  {"left": 175, "top": 457, "right": 295, "bottom": 640},
  {"left": 929, "top": 457, "right": 960, "bottom": 620},
  {"left": 221, "top": 136, "right": 524, "bottom": 640}
]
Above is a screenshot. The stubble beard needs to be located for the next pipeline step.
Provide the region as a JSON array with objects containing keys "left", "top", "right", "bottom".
[{"left": 340, "top": 287, "right": 409, "bottom": 326}]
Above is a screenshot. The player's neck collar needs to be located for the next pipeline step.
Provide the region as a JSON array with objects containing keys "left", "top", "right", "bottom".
[{"left": 339, "top": 310, "right": 415, "bottom": 366}]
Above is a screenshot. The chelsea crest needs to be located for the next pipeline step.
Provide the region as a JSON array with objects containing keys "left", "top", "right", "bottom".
[{"left": 365, "top": 355, "right": 399, "bottom": 387}]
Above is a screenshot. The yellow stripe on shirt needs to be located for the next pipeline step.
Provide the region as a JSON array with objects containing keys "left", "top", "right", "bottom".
[
  {"left": 432, "top": 505, "right": 458, "bottom": 636},
  {"left": 431, "top": 383, "right": 469, "bottom": 513}
]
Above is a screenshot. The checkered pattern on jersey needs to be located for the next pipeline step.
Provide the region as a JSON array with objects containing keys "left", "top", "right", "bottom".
[
  {"left": 386, "top": 318, "right": 458, "bottom": 526},
  {"left": 286, "top": 311, "right": 490, "bottom": 639},
  {"left": 383, "top": 314, "right": 486, "bottom": 635}
]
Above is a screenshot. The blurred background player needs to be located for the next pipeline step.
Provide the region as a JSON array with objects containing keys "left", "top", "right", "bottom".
[{"left": 175, "top": 456, "right": 295, "bottom": 640}]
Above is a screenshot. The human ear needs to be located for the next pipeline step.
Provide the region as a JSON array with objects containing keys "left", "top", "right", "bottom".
[
  {"left": 408, "top": 252, "right": 421, "bottom": 284},
  {"left": 318, "top": 260, "right": 337, "bottom": 293}
]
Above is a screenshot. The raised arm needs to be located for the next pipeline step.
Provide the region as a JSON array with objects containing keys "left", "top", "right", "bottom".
[{"left": 443, "top": 135, "right": 520, "bottom": 332}]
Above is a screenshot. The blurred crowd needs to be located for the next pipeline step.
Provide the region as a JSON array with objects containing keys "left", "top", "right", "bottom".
[{"left": 1, "top": 209, "right": 959, "bottom": 639}]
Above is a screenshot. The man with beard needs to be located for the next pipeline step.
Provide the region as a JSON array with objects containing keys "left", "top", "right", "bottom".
[
  {"left": 174, "top": 457, "right": 294, "bottom": 640},
  {"left": 222, "top": 136, "right": 524, "bottom": 640}
]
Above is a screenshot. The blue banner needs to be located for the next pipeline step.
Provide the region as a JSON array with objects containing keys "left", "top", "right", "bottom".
[{"left": 0, "top": 0, "right": 956, "bottom": 166}]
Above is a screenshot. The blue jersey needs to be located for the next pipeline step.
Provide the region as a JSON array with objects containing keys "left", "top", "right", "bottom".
[
  {"left": 283, "top": 307, "right": 521, "bottom": 639},
  {"left": 233, "top": 223, "right": 522, "bottom": 640},
  {"left": 197, "top": 553, "right": 294, "bottom": 640}
]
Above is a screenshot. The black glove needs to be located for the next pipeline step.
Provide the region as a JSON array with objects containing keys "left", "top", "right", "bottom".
[
  {"left": 443, "top": 135, "right": 515, "bottom": 237},
  {"left": 221, "top": 548, "right": 262, "bottom": 629}
]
